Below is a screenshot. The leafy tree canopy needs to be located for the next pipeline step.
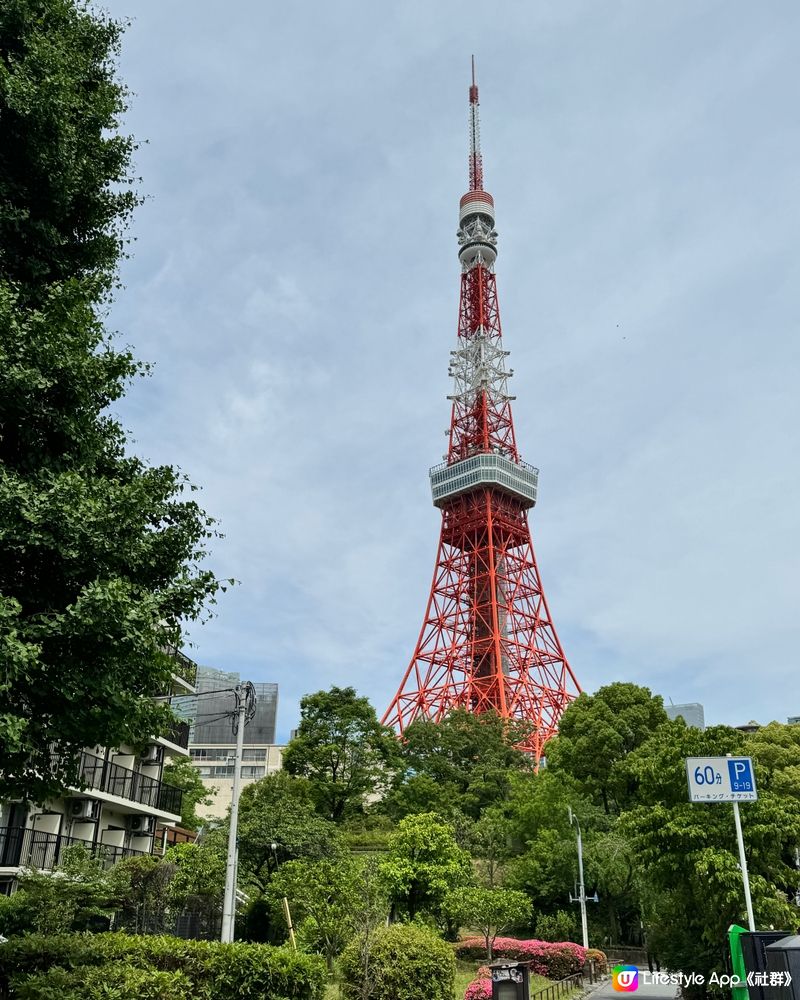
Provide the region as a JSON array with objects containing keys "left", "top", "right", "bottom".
[
  {"left": 546, "top": 682, "right": 669, "bottom": 814},
  {"left": 620, "top": 721, "right": 800, "bottom": 996},
  {"left": 267, "top": 855, "right": 363, "bottom": 969},
  {"left": 0, "top": 0, "right": 222, "bottom": 801},
  {"left": 379, "top": 811, "right": 473, "bottom": 921},
  {"left": 444, "top": 885, "right": 531, "bottom": 960},
  {"left": 236, "top": 771, "right": 343, "bottom": 890},
  {"left": 282, "top": 686, "right": 400, "bottom": 822},
  {"left": 386, "top": 709, "right": 533, "bottom": 821}
]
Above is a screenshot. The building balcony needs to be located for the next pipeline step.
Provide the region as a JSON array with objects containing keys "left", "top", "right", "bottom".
[
  {"left": 160, "top": 719, "right": 190, "bottom": 753},
  {"left": 54, "top": 751, "right": 183, "bottom": 818},
  {"left": 0, "top": 826, "right": 151, "bottom": 872},
  {"left": 166, "top": 646, "right": 197, "bottom": 690}
]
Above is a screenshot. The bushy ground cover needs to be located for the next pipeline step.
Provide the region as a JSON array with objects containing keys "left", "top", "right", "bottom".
[{"left": 0, "top": 932, "right": 326, "bottom": 1000}]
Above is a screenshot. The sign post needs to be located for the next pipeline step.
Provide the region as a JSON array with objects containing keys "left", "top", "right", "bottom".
[{"left": 685, "top": 756, "right": 757, "bottom": 931}]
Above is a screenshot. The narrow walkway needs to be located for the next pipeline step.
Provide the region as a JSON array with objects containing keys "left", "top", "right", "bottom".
[{"left": 590, "top": 978, "right": 678, "bottom": 1000}]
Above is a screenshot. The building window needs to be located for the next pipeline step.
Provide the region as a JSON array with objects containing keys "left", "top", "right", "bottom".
[
  {"left": 241, "top": 766, "right": 265, "bottom": 779},
  {"left": 242, "top": 749, "right": 266, "bottom": 762}
]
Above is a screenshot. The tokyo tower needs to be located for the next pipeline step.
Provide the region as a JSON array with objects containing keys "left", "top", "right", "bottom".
[{"left": 382, "top": 63, "right": 581, "bottom": 762}]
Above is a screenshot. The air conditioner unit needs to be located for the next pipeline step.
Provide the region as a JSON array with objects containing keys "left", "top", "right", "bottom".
[
  {"left": 139, "top": 744, "right": 163, "bottom": 766},
  {"left": 126, "top": 814, "right": 155, "bottom": 835},
  {"left": 69, "top": 798, "right": 99, "bottom": 820}
]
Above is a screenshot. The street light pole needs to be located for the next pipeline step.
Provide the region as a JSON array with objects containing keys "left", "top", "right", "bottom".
[
  {"left": 221, "top": 685, "right": 247, "bottom": 942},
  {"left": 568, "top": 807, "right": 589, "bottom": 949}
]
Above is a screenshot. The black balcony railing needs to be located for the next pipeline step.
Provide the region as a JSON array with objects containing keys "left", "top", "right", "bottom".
[
  {"left": 0, "top": 826, "right": 150, "bottom": 871},
  {"left": 164, "top": 718, "right": 190, "bottom": 751},
  {"left": 165, "top": 646, "right": 197, "bottom": 688},
  {"left": 54, "top": 751, "right": 184, "bottom": 817}
]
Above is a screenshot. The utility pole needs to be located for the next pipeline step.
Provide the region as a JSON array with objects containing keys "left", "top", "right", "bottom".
[
  {"left": 221, "top": 684, "right": 247, "bottom": 942},
  {"left": 568, "top": 806, "right": 589, "bottom": 949}
]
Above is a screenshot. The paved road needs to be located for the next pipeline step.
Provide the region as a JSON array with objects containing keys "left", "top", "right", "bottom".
[{"left": 591, "top": 978, "right": 679, "bottom": 1000}]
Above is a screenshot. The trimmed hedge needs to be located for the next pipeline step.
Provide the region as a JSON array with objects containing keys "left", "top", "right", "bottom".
[
  {"left": 341, "top": 924, "right": 455, "bottom": 1000},
  {"left": 0, "top": 932, "right": 326, "bottom": 1000},
  {"left": 455, "top": 937, "right": 586, "bottom": 980},
  {"left": 13, "top": 965, "right": 193, "bottom": 1000}
]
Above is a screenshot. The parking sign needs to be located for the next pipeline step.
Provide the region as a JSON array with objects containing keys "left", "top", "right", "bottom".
[{"left": 686, "top": 757, "right": 758, "bottom": 802}]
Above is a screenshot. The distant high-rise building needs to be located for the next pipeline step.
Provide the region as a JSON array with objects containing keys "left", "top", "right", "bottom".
[
  {"left": 665, "top": 702, "right": 705, "bottom": 730},
  {"left": 191, "top": 667, "right": 277, "bottom": 745},
  {"left": 186, "top": 667, "right": 281, "bottom": 820}
]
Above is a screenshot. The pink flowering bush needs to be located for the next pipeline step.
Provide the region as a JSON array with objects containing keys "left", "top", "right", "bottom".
[
  {"left": 456, "top": 938, "right": 587, "bottom": 981},
  {"left": 464, "top": 978, "right": 492, "bottom": 1000}
]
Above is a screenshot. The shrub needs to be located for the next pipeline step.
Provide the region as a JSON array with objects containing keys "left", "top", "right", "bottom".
[
  {"left": 454, "top": 937, "right": 586, "bottom": 980},
  {"left": 535, "top": 911, "right": 577, "bottom": 944},
  {"left": 340, "top": 923, "right": 455, "bottom": 1000},
  {"left": 586, "top": 948, "right": 608, "bottom": 973},
  {"left": 12, "top": 965, "right": 193, "bottom": 1000},
  {"left": 0, "top": 932, "right": 326, "bottom": 1000},
  {"left": 464, "top": 978, "right": 492, "bottom": 1000}
]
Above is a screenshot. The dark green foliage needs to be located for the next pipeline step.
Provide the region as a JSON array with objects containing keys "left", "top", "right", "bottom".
[
  {"left": 0, "top": 932, "right": 326, "bottom": 1000},
  {"left": 0, "top": 0, "right": 137, "bottom": 299},
  {"left": 619, "top": 721, "right": 800, "bottom": 997},
  {"left": 385, "top": 709, "right": 533, "bottom": 821},
  {"left": 13, "top": 965, "right": 192, "bottom": 1000},
  {"left": 535, "top": 910, "right": 578, "bottom": 943},
  {"left": 545, "top": 683, "right": 669, "bottom": 814},
  {"left": 0, "top": 0, "right": 223, "bottom": 802},
  {"left": 283, "top": 686, "right": 400, "bottom": 821},
  {"left": 236, "top": 772, "right": 343, "bottom": 890},
  {"left": 340, "top": 923, "right": 455, "bottom": 1000}
]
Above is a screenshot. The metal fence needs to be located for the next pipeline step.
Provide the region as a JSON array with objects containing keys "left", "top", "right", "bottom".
[
  {"left": 0, "top": 826, "right": 150, "bottom": 871},
  {"left": 531, "top": 972, "right": 586, "bottom": 1000}
]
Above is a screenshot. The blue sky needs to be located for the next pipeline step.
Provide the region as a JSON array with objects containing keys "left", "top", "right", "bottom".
[{"left": 104, "top": 1, "right": 800, "bottom": 741}]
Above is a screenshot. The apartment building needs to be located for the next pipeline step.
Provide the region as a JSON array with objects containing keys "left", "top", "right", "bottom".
[{"left": 0, "top": 648, "right": 197, "bottom": 893}]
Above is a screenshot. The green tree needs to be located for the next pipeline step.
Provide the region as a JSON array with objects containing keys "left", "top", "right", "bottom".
[
  {"left": 236, "top": 772, "right": 342, "bottom": 890},
  {"left": 0, "top": 0, "right": 223, "bottom": 802},
  {"left": 546, "top": 683, "right": 669, "bottom": 814},
  {"left": 162, "top": 841, "right": 226, "bottom": 930},
  {"left": 107, "top": 853, "right": 172, "bottom": 934},
  {"left": 379, "top": 812, "right": 472, "bottom": 921},
  {"left": 162, "top": 755, "right": 216, "bottom": 830},
  {"left": 620, "top": 721, "right": 800, "bottom": 997},
  {"left": 385, "top": 709, "right": 533, "bottom": 821},
  {"left": 268, "top": 855, "right": 361, "bottom": 970},
  {"left": 535, "top": 910, "right": 578, "bottom": 943},
  {"left": 283, "top": 686, "right": 400, "bottom": 822},
  {"left": 444, "top": 886, "right": 530, "bottom": 960},
  {"left": 469, "top": 808, "right": 513, "bottom": 887}
]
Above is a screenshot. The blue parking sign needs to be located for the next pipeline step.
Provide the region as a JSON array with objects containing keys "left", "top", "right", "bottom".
[{"left": 728, "top": 758, "right": 754, "bottom": 793}]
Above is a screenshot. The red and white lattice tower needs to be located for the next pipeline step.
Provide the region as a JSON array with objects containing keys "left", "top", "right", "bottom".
[{"left": 382, "top": 63, "right": 581, "bottom": 762}]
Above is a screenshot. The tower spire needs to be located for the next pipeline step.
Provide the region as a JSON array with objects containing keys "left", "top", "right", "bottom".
[
  {"left": 382, "top": 69, "right": 580, "bottom": 763},
  {"left": 468, "top": 56, "right": 483, "bottom": 191}
]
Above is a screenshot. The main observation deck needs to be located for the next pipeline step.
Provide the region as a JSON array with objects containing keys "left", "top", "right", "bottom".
[{"left": 429, "top": 453, "right": 539, "bottom": 509}]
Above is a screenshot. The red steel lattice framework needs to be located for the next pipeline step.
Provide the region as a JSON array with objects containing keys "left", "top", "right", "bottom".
[{"left": 382, "top": 63, "right": 581, "bottom": 762}]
